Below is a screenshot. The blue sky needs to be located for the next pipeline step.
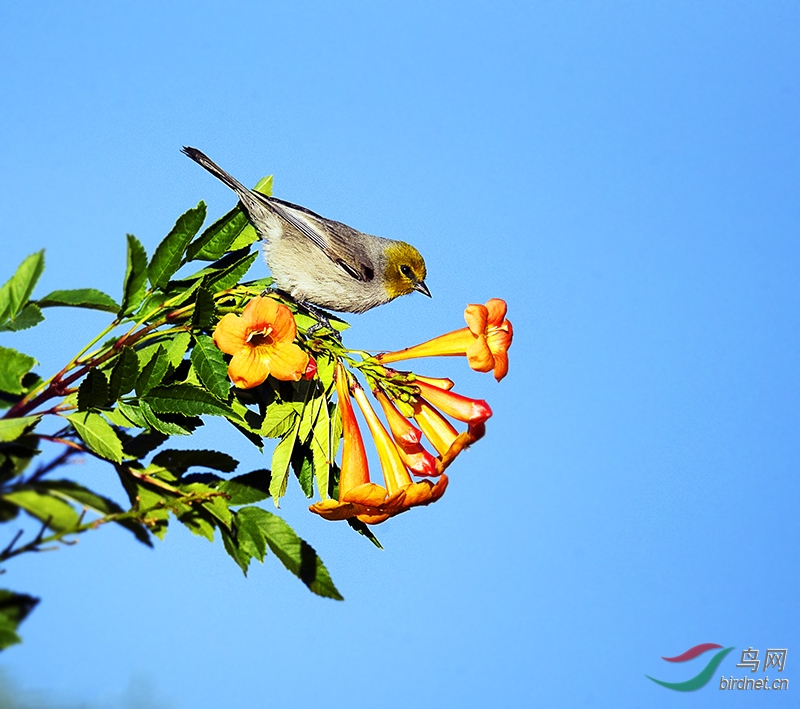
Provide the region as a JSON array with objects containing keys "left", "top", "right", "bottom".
[{"left": 1, "top": 2, "right": 798, "bottom": 707}]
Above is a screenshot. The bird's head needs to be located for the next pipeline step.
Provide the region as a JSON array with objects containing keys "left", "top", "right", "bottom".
[{"left": 383, "top": 242, "right": 430, "bottom": 300}]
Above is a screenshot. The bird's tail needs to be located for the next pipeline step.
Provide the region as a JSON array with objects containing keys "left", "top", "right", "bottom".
[{"left": 181, "top": 146, "right": 253, "bottom": 203}]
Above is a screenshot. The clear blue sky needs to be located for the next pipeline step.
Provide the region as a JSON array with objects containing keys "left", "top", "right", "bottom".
[{"left": 1, "top": 2, "right": 798, "bottom": 707}]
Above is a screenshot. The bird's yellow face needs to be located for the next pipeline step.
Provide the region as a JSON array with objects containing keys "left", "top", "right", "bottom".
[{"left": 384, "top": 242, "right": 430, "bottom": 300}]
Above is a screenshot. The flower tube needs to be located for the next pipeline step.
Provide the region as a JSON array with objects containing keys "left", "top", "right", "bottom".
[
  {"left": 309, "top": 364, "right": 405, "bottom": 521},
  {"left": 353, "top": 385, "right": 448, "bottom": 523},
  {"left": 378, "top": 298, "right": 513, "bottom": 381}
]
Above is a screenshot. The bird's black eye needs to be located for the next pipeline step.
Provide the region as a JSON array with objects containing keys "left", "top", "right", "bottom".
[{"left": 400, "top": 264, "right": 413, "bottom": 278}]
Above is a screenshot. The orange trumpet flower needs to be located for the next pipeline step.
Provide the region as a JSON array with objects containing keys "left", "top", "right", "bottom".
[
  {"left": 213, "top": 296, "right": 309, "bottom": 388},
  {"left": 378, "top": 298, "right": 513, "bottom": 381}
]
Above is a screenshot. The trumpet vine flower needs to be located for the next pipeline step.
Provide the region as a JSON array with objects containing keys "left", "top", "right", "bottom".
[
  {"left": 378, "top": 298, "right": 513, "bottom": 381},
  {"left": 373, "top": 388, "right": 438, "bottom": 477},
  {"left": 213, "top": 296, "right": 309, "bottom": 388},
  {"left": 308, "top": 364, "right": 405, "bottom": 522},
  {"left": 353, "top": 385, "right": 447, "bottom": 523}
]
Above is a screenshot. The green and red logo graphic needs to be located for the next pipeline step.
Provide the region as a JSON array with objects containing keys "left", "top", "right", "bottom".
[{"left": 647, "top": 643, "right": 734, "bottom": 691}]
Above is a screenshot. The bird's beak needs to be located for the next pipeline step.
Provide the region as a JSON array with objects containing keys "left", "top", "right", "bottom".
[{"left": 413, "top": 280, "right": 432, "bottom": 298}]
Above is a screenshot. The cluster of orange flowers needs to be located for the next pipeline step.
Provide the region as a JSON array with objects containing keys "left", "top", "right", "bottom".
[{"left": 213, "top": 296, "right": 513, "bottom": 525}]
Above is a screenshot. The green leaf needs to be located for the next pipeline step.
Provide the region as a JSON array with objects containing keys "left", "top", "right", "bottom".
[
  {"left": 269, "top": 426, "right": 298, "bottom": 504},
  {"left": 2, "top": 487, "right": 80, "bottom": 532},
  {"left": 151, "top": 449, "right": 237, "bottom": 476},
  {"left": 347, "top": 518, "right": 384, "bottom": 549},
  {"left": 120, "top": 234, "right": 148, "bottom": 316},
  {"left": 311, "top": 396, "right": 331, "bottom": 499},
  {"left": 190, "top": 335, "right": 230, "bottom": 400},
  {"left": 191, "top": 287, "right": 216, "bottom": 330},
  {"left": 77, "top": 369, "right": 110, "bottom": 411},
  {"left": 111, "top": 401, "right": 149, "bottom": 428},
  {"left": 67, "top": 411, "right": 124, "bottom": 463},
  {"left": 0, "top": 590, "right": 39, "bottom": 651},
  {"left": 108, "top": 347, "right": 140, "bottom": 400},
  {"left": 235, "top": 507, "right": 268, "bottom": 561},
  {"left": 138, "top": 401, "right": 198, "bottom": 436},
  {"left": 221, "top": 527, "right": 251, "bottom": 574},
  {"left": 218, "top": 469, "right": 272, "bottom": 505},
  {"left": 291, "top": 445, "right": 314, "bottom": 498},
  {"left": 0, "top": 347, "right": 37, "bottom": 395},
  {"left": 121, "top": 429, "right": 169, "bottom": 458},
  {"left": 149, "top": 202, "right": 207, "bottom": 289},
  {"left": 260, "top": 403, "right": 298, "bottom": 439},
  {"left": 186, "top": 207, "right": 250, "bottom": 262},
  {"left": 136, "top": 345, "right": 171, "bottom": 397},
  {"left": 0, "top": 251, "right": 44, "bottom": 327},
  {"left": 203, "top": 250, "right": 259, "bottom": 292},
  {"left": 144, "top": 383, "right": 241, "bottom": 421},
  {"left": 38, "top": 288, "right": 119, "bottom": 313},
  {"left": 0, "top": 303, "right": 44, "bottom": 332},
  {"left": 244, "top": 506, "right": 343, "bottom": 600},
  {"left": 165, "top": 331, "right": 192, "bottom": 368},
  {"left": 0, "top": 416, "right": 40, "bottom": 443}
]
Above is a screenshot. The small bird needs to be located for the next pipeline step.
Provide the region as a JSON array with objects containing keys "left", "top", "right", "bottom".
[{"left": 181, "top": 147, "right": 430, "bottom": 314}]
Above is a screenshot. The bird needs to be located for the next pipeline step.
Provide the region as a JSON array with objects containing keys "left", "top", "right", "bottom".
[{"left": 181, "top": 147, "right": 430, "bottom": 314}]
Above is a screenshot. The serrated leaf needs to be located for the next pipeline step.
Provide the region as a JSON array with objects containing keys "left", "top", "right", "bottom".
[
  {"left": 244, "top": 507, "right": 342, "bottom": 600},
  {"left": 67, "top": 412, "right": 124, "bottom": 463},
  {"left": 0, "top": 251, "right": 44, "bottom": 327},
  {"left": 204, "top": 250, "right": 258, "bottom": 292},
  {"left": 165, "top": 331, "right": 192, "bottom": 368},
  {"left": 0, "top": 303, "right": 44, "bottom": 332},
  {"left": 269, "top": 426, "right": 298, "bottom": 505},
  {"left": 120, "top": 235, "right": 148, "bottom": 316},
  {"left": 0, "top": 347, "right": 37, "bottom": 395},
  {"left": 112, "top": 401, "right": 149, "bottom": 428},
  {"left": 0, "top": 590, "right": 39, "bottom": 651},
  {"left": 190, "top": 334, "right": 230, "bottom": 399},
  {"left": 221, "top": 527, "right": 251, "bottom": 574},
  {"left": 191, "top": 287, "right": 216, "bottom": 330},
  {"left": 2, "top": 488, "right": 80, "bottom": 532},
  {"left": 311, "top": 400, "right": 331, "bottom": 499},
  {"left": 218, "top": 469, "right": 272, "bottom": 505},
  {"left": 108, "top": 347, "right": 140, "bottom": 400},
  {"left": 77, "top": 369, "right": 109, "bottom": 411},
  {"left": 347, "top": 518, "right": 384, "bottom": 549},
  {"left": 149, "top": 202, "right": 207, "bottom": 289},
  {"left": 144, "top": 383, "right": 241, "bottom": 421},
  {"left": 151, "top": 449, "right": 237, "bottom": 475},
  {"left": 0, "top": 416, "right": 40, "bottom": 443},
  {"left": 260, "top": 403, "right": 298, "bottom": 439},
  {"left": 291, "top": 445, "right": 314, "bottom": 498},
  {"left": 38, "top": 288, "right": 119, "bottom": 313},
  {"left": 136, "top": 345, "right": 171, "bottom": 397},
  {"left": 138, "top": 401, "right": 196, "bottom": 436},
  {"left": 186, "top": 207, "right": 250, "bottom": 262},
  {"left": 298, "top": 387, "right": 324, "bottom": 442},
  {"left": 235, "top": 506, "right": 268, "bottom": 561}
]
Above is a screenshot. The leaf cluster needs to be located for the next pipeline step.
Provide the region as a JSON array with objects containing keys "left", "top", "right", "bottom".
[{"left": 0, "top": 186, "right": 349, "bottom": 648}]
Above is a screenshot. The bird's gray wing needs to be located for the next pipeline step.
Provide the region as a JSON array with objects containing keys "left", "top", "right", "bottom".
[{"left": 266, "top": 196, "right": 376, "bottom": 282}]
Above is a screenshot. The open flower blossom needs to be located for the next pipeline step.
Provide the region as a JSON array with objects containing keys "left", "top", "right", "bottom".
[
  {"left": 377, "top": 298, "right": 513, "bottom": 381},
  {"left": 309, "top": 364, "right": 406, "bottom": 523},
  {"left": 213, "top": 296, "right": 309, "bottom": 388}
]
